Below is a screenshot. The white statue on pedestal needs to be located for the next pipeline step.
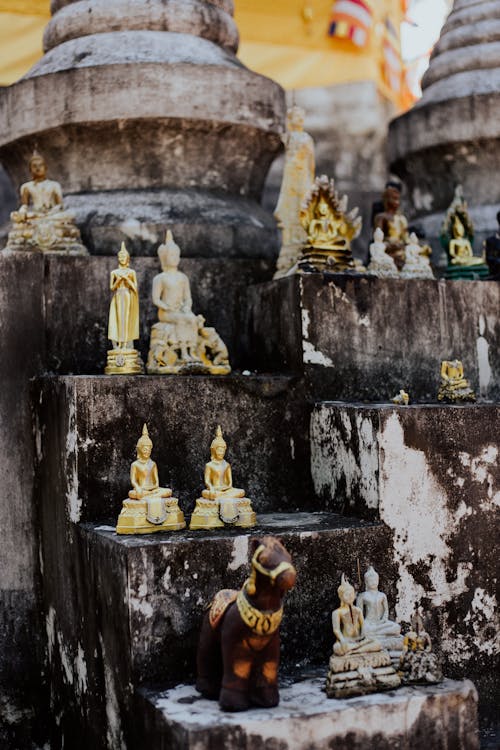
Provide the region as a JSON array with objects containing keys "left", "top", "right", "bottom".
[
  {"left": 401, "top": 233, "right": 434, "bottom": 279},
  {"left": 367, "top": 228, "right": 399, "bottom": 278}
]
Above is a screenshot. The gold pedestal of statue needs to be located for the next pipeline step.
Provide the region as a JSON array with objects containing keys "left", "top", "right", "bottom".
[
  {"left": 117, "top": 497, "right": 186, "bottom": 534},
  {"left": 146, "top": 232, "right": 231, "bottom": 375},
  {"left": 116, "top": 424, "right": 185, "bottom": 535},
  {"left": 189, "top": 426, "right": 256, "bottom": 530},
  {"left": 325, "top": 575, "right": 400, "bottom": 698},
  {"left": 437, "top": 360, "right": 476, "bottom": 403},
  {"left": 298, "top": 175, "right": 362, "bottom": 273},
  {"left": 105, "top": 243, "right": 144, "bottom": 375},
  {"left": 105, "top": 348, "right": 144, "bottom": 375},
  {"left": 5, "top": 150, "right": 87, "bottom": 255}
]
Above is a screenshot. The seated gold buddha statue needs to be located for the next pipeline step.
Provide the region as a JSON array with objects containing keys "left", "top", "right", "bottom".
[
  {"left": 190, "top": 426, "right": 256, "bottom": 530},
  {"left": 5, "top": 150, "right": 87, "bottom": 255},
  {"left": 325, "top": 575, "right": 400, "bottom": 698},
  {"left": 449, "top": 215, "right": 484, "bottom": 266},
  {"left": 437, "top": 359, "right": 476, "bottom": 403},
  {"left": 299, "top": 175, "right": 362, "bottom": 272},
  {"left": 116, "top": 424, "right": 185, "bottom": 534}
]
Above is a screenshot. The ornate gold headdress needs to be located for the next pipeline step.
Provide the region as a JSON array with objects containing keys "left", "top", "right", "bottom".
[
  {"left": 210, "top": 425, "right": 227, "bottom": 454},
  {"left": 137, "top": 423, "right": 153, "bottom": 450}
]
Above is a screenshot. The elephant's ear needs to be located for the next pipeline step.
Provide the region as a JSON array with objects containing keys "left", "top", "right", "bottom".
[{"left": 249, "top": 537, "right": 262, "bottom": 557}]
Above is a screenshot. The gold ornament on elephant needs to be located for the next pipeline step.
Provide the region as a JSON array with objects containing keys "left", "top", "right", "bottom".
[{"left": 299, "top": 175, "right": 362, "bottom": 272}]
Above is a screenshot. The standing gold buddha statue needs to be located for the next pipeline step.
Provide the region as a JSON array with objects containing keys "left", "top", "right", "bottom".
[
  {"left": 116, "top": 424, "right": 185, "bottom": 534},
  {"left": 190, "top": 426, "right": 256, "bottom": 530},
  {"left": 105, "top": 243, "right": 144, "bottom": 375}
]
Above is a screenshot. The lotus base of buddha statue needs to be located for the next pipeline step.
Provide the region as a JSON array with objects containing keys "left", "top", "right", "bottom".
[
  {"left": 445, "top": 263, "right": 489, "bottom": 280},
  {"left": 105, "top": 348, "right": 144, "bottom": 375},
  {"left": 437, "top": 383, "right": 476, "bottom": 403},
  {"left": 298, "top": 246, "right": 359, "bottom": 274},
  {"left": 5, "top": 216, "right": 88, "bottom": 256},
  {"left": 116, "top": 497, "right": 186, "bottom": 535},
  {"left": 189, "top": 496, "right": 256, "bottom": 530},
  {"left": 325, "top": 650, "right": 401, "bottom": 699}
]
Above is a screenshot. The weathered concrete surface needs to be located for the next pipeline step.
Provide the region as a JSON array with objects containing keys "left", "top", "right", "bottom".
[
  {"left": 245, "top": 274, "right": 500, "bottom": 401},
  {"left": 36, "top": 374, "right": 312, "bottom": 520},
  {"left": 137, "top": 678, "right": 479, "bottom": 750},
  {"left": 388, "top": 0, "right": 500, "bottom": 248},
  {"left": 0, "top": 254, "right": 47, "bottom": 747},
  {"left": 0, "top": 2, "right": 285, "bottom": 257},
  {"left": 311, "top": 402, "right": 500, "bottom": 719}
]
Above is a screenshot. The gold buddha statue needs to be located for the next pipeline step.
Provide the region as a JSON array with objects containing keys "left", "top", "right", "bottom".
[
  {"left": 5, "top": 149, "right": 87, "bottom": 255},
  {"left": 105, "top": 243, "right": 144, "bottom": 375},
  {"left": 298, "top": 175, "right": 362, "bottom": 272},
  {"left": 274, "top": 105, "right": 315, "bottom": 278},
  {"left": 437, "top": 360, "right": 476, "bottom": 403},
  {"left": 441, "top": 186, "right": 489, "bottom": 279},
  {"left": 190, "top": 426, "right": 256, "bottom": 530},
  {"left": 325, "top": 574, "right": 400, "bottom": 698},
  {"left": 449, "top": 216, "right": 484, "bottom": 267},
  {"left": 147, "top": 232, "right": 230, "bottom": 375},
  {"left": 116, "top": 424, "right": 185, "bottom": 534}
]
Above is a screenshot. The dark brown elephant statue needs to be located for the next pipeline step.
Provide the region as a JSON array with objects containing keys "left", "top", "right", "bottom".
[{"left": 196, "top": 535, "right": 296, "bottom": 712}]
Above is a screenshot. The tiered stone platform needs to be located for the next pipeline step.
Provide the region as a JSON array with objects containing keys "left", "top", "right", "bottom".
[
  {"left": 137, "top": 678, "right": 479, "bottom": 750},
  {"left": 26, "top": 266, "right": 495, "bottom": 748}
]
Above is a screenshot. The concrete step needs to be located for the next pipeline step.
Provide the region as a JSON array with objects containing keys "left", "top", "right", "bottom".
[
  {"left": 244, "top": 274, "right": 500, "bottom": 401},
  {"left": 39, "top": 512, "right": 395, "bottom": 748},
  {"left": 136, "top": 676, "right": 479, "bottom": 750},
  {"left": 35, "top": 373, "right": 313, "bottom": 522},
  {"left": 310, "top": 400, "right": 500, "bottom": 728}
]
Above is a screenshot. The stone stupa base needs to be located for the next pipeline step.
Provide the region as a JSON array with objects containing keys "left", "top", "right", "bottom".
[
  {"left": 105, "top": 348, "right": 144, "bottom": 375},
  {"left": 116, "top": 498, "right": 186, "bottom": 535}
]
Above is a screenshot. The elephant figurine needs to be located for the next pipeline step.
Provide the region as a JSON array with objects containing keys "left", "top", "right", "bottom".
[{"left": 196, "top": 535, "right": 296, "bottom": 712}]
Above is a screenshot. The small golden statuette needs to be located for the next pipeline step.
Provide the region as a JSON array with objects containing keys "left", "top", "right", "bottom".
[
  {"left": 146, "top": 232, "right": 230, "bottom": 375},
  {"left": 325, "top": 574, "right": 400, "bottom": 698},
  {"left": 105, "top": 243, "right": 144, "bottom": 375},
  {"left": 189, "top": 426, "right": 256, "bottom": 530},
  {"left": 5, "top": 149, "right": 87, "bottom": 255},
  {"left": 392, "top": 389, "right": 410, "bottom": 406},
  {"left": 298, "top": 175, "right": 362, "bottom": 272},
  {"left": 116, "top": 424, "right": 185, "bottom": 534},
  {"left": 437, "top": 359, "right": 476, "bottom": 403},
  {"left": 440, "top": 186, "right": 489, "bottom": 279}
]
